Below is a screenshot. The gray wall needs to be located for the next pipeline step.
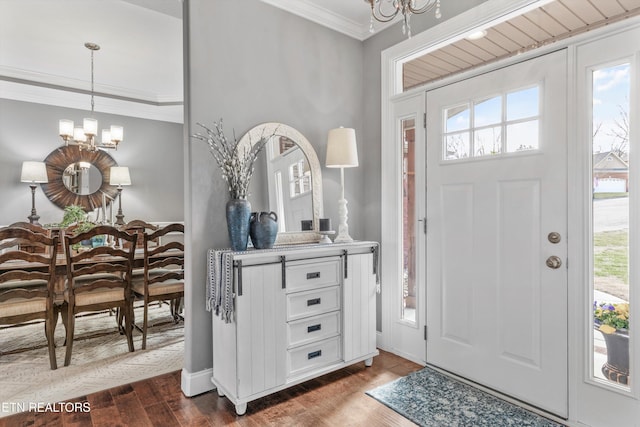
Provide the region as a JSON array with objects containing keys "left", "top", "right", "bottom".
[
  {"left": 361, "top": 0, "right": 488, "bottom": 247},
  {"left": 0, "top": 98, "right": 184, "bottom": 225},
  {"left": 184, "top": 0, "right": 489, "bottom": 375},
  {"left": 361, "top": 1, "right": 488, "bottom": 330},
  {"left": 184, "top": 0, "right": 363, "bottom": 375}
]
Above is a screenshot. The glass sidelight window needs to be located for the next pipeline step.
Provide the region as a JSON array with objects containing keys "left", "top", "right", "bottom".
[
  {"left": 591, "top": 62, "right": 631, "bottom": 389},
  {"left": 401, "top": 117, "right": 417, "bottom": 323}
]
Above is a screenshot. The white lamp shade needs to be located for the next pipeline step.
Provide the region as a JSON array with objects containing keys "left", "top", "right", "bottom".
[
  {"left": 109, "top": 167, "right": 131, "bottom": 186},
  {"left": 59, "top": 119, "right": 74, "bottom": 137},
  {"left": 83, "top": 118, "right": 98, "bottom": 136},
  {"left": 110, "top": 125, "right": 124, "bottom": 142},
  {"left": 21, "top": 161, "right": 48, "bottom": 183},
  {"left": 326, "top": 127, "right": 359, "bottom": 168},
  {"left": 73, "top": 127, "right": 87, "bottom": 142},
  {"left": 102, "top": 129, "right": 112, "bottom": 144}
]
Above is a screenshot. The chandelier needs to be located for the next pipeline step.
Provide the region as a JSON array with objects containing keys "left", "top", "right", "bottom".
[
  {"left": 366, "top": 0, "right": 442, "bottom": 38},
  {"left": 58, "top": 42, "right": 124, "bottom": 152}
]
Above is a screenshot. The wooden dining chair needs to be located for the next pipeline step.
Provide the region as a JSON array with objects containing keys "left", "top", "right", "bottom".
[
  {"left": 0, "top": 226, "right": 59, "bottom": 369},
  {"left": 62, "top": 225, "right": 137, "bottom": 366},
  {"left": 119, "top": 220, "right": 158, "bottom": 251},
  {"left": 132, "top": 223, "right": 184, "bottom": 349},
  {"left": 1, "top": 222, "right": 51, "bottom": 254}
]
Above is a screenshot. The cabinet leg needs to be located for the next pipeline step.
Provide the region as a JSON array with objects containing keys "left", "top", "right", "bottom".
[
  {"left": 365, "top": 357, "right": 373, "bottom": 367},
  {"left": 216, "top": 388, "right": 225, "bottom": 398},
  {"left": 235, "top": 403, "right": 247, "bottom": 416}
]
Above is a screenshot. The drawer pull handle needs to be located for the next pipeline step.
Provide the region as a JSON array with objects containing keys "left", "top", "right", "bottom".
[
  {"left": 308, "top": 350, "right": 322, "bottom": 360},
  {"left": 307, "top": 324, "right": 322, "bottom": 333},
  {"left": 306, "top": 272, "right": 320, "bottom": 280},
  {"left": 307, "top": 298, "right": 321, "bottom": 306}
]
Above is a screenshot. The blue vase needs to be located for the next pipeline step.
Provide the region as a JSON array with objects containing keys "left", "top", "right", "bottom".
[
  {"left": 250, "top": 211, "right": 278, "bottom": 249},
  {"left": 226, "top": 199, "right": 251, "bottom": 251}
]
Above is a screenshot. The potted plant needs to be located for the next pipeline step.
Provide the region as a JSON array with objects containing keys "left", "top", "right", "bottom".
[
  {"left": 192, "top": 120, "right": 269, "bottom": 251},
  {"left": 59, "top": 205, "right": 89, "bottom": 227},
  {"left": 594, "top": 301, "right": 630, "bottom": 385},
  {"left": 58, "top": 205, "right": 98, "bottom": 250}
]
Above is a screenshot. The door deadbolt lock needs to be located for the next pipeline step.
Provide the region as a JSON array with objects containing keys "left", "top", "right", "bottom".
[
  {"left": 546, "top": 256, "right": 562, "bottom": 269},
  {"left": 548, "top": 232, "right": 561, "bottom": 244}
]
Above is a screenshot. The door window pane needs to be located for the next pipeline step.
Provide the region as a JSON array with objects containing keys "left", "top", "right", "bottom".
[
  {"left": 475, "top": 126, "right": 502, "bottom": 157},
  {"left": 444, "top": 133, "right": 470, "bottom": 160},
  {"left": 474, "top": 96, "right": 502, "bottom": 127},
  {"left": 445, "top": 104, "right": 470, "bottom": 132},
  {"left": 591, "top": 63, "right": 630, "bottom": 388},
  {"left": 506, "top": 120, "right": 539, "bottom": 152},
  {"left": 507, "top": 86, "right": 539, "bottom": 121}
]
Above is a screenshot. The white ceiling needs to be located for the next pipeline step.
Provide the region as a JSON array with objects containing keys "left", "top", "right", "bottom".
[
  {"left": 0, "top": 0, "right": 477, "bottom": 124},
  {"left": 0, "top": 0, "right": 183, "bottom": 123},
  {"left": 260, "top": 0, "right": 380, "bottom": 40},
  {"left": 0, "top": 0, "right": 384, "bottom": 125}
]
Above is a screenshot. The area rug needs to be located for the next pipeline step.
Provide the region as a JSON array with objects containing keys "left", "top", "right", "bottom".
[
  {"left": 367, "top": 366, "right": 564, "bottom": 427},
  {"left": 0, "top": 303, "right": 183, "bottom": 418}
]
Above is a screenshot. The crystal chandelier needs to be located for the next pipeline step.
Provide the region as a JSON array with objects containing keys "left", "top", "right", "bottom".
[
  {"left": 58, "top": 43, "right": 124, "bottom": 152},
  {"left": 366, "top": 0, "right": 442, "bottom": 38}
]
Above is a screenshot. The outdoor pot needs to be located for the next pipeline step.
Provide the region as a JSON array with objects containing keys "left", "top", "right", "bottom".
[{"left": 601, "top": 329, "right": 629, "bottom": 385}]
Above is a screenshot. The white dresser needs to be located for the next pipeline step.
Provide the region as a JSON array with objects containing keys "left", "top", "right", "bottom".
[{"left": 210, "top": 242, "right": 379, "bottom": 415}]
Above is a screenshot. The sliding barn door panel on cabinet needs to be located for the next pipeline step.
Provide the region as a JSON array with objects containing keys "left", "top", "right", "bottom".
[{"left": 236, "top": 264, "right": 287, "bottom": 398}]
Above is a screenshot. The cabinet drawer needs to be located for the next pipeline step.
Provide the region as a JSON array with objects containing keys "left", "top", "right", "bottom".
[
  {"left": 285, "top": 258, "right": 341, "bottom": 293},
  {"left": 287, "top": 286, "right": 340, "bottom": 321},
  {"left": 288, "top": 336, "right": 341, "bottom": 378},
  {"left": 287, "top": 311, "right": 340, "bottom": 348}
]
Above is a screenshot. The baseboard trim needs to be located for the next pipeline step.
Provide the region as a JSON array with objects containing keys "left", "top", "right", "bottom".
[{"left": 181, "top": 367, "right": 214, "bottom": 397}]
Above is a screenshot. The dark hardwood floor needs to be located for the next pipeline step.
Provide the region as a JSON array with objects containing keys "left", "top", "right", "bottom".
[{"left": 1, "top": 350, "right": 421, "bottom": 426}]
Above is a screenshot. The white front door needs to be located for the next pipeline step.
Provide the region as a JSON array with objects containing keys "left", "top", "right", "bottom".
[{"left": 425, "top": 50, "right": 568, "bottom": 417}]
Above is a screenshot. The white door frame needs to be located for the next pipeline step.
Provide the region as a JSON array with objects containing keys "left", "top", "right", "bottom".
[
  {"left": 379, "top": 92, "right": 426, "bottom": 364},
  {"left": 380, "top": 1, "right": 640, "bottom": 425},
  {"left": 381, "top": 0, "right": 559, "bottom": 354}
]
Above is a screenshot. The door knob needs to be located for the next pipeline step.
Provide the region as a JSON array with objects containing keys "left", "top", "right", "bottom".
[
  {"left": 546, "top": 256, "right": 562, "bottom": 269},
  {"left": 548, "top": 232, "right": 561, "bottom": 244}
]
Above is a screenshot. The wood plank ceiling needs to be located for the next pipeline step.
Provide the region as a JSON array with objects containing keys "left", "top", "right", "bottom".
[{"left": 403, "top": 0, "right": 640, "bottom": 90}]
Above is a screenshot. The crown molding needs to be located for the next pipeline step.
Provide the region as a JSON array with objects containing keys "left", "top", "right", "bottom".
[
  {"left": 0, "top": 81, "right": 183, "bottom": 124},
  {"left": 0, "top": 65, "right": 182, "bottom": 105},
  {"left": 259, "top": 0, "right": 378, "bottom": 41}
]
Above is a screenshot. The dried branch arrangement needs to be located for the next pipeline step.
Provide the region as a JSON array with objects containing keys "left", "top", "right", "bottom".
[{"left": 192, "top": 120, "right": 269, "bottom": 199}]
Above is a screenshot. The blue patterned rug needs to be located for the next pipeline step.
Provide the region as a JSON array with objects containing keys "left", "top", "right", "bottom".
[{"left": 366, "top": 366, "right": 564, "bottom": 426}]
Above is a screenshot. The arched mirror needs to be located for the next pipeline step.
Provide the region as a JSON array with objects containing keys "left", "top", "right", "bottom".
[
  {"left": 41, "top": 145, "right": 119, "bottom": 211},
  {"left": 239, "top": 123, "right": 323, "bottom": 245}
]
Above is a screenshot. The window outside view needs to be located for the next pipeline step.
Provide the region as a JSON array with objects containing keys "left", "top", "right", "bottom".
[
  {"left": 591, "top": 63, "right": 630, "bottom": 388},
  {"left": 443, "top": 86, "right": 540, "bottom": 161}
]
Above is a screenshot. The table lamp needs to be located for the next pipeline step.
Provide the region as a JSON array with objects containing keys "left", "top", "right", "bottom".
[
  {"left": 21, "top": 161, "right": 49, "bottom": 225},
  {"left": 109, "top": 166, "right": 131, "bottom": 225},
  {"left": 325, "top": 127, "right": 359, "bottom": 243}
]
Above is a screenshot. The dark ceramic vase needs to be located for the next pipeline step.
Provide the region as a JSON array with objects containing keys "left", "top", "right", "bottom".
[
  {"left": 601, "top": 329, "right": 629, "bottom": 385},
  {"left": 226, "top": 199, "right": 251, "bottom": 251},
  {"left": 249, "top": 211, "right": 278, "bottom": 249}
]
